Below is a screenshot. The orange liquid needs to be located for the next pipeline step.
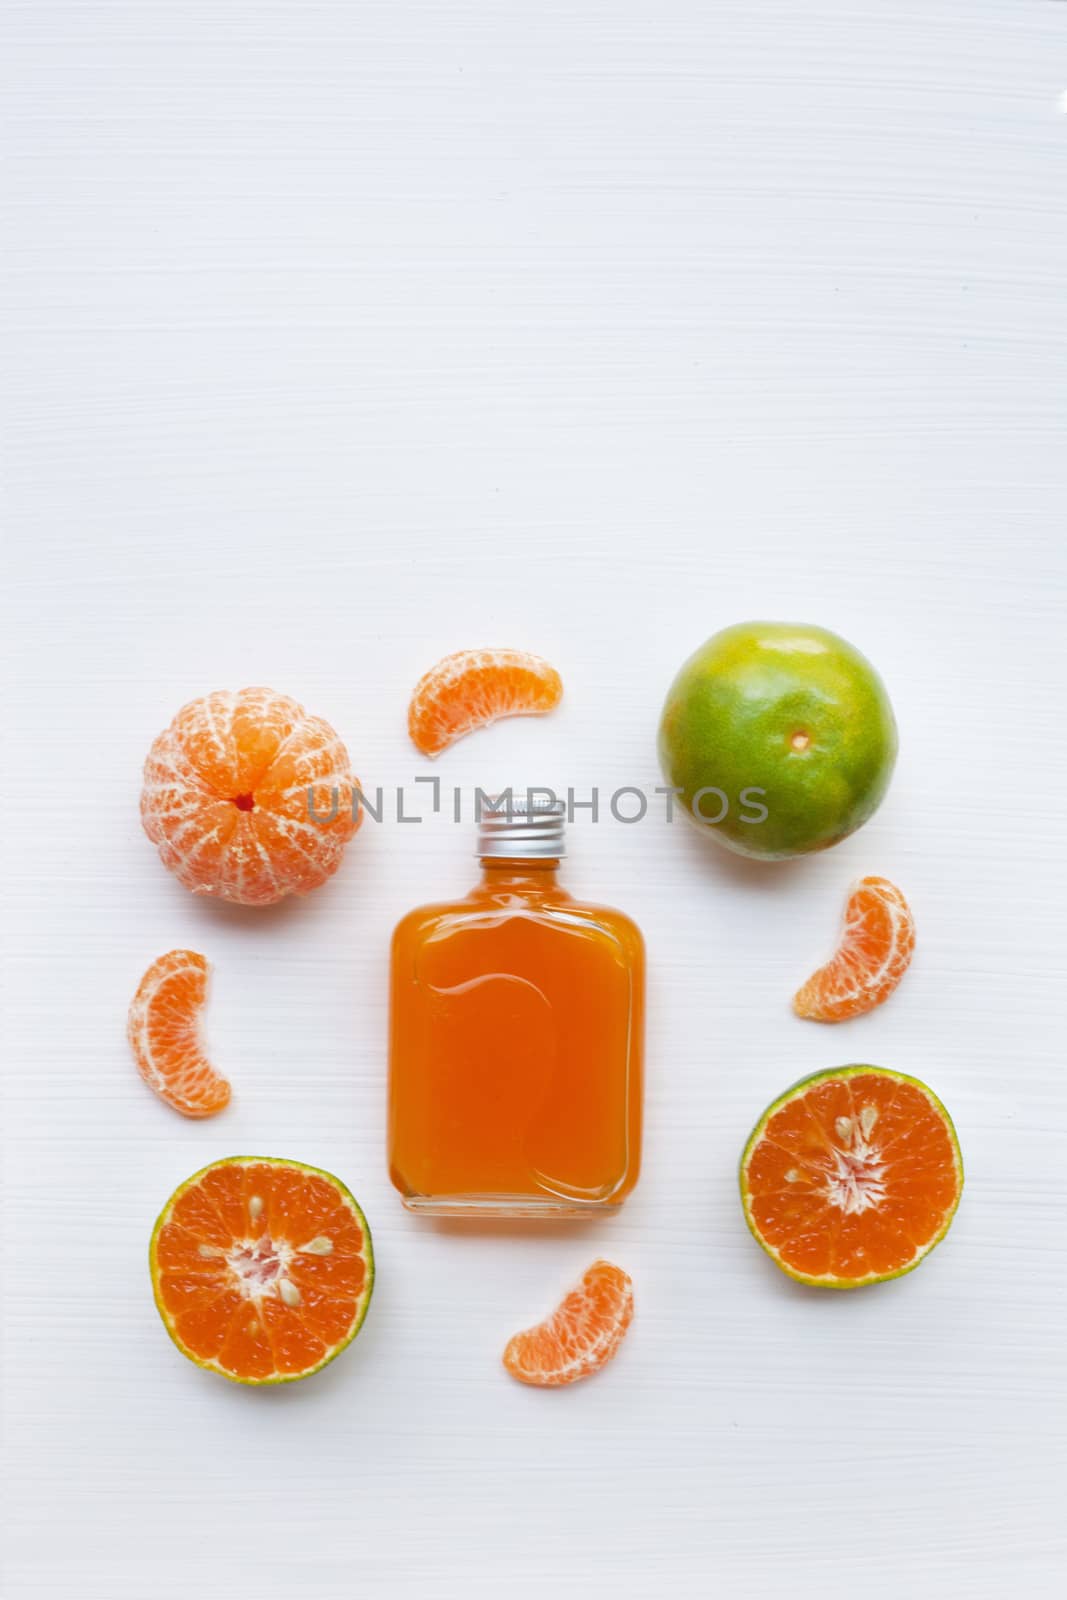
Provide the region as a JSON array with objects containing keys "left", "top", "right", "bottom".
[{"left": 388, "top": 861, "right": 644, "bottom": 1216}]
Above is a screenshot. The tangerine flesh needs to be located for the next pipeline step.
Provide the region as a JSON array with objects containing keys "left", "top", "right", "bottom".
[{"left": 740, "top": 1066, "right": 963, "bottom": 1288}]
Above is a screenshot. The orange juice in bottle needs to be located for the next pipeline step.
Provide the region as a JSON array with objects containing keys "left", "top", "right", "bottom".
[{"left": 388, "top": 796, "right": 644, "bottom": 1217}]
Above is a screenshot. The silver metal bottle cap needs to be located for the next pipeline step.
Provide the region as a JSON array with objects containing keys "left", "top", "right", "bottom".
[{"left": 476, "top": 793, "right": 566, "bottom": 859}]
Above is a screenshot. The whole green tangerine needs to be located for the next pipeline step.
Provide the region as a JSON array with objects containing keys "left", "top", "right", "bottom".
[{"left": 657, "top": 621, "right": 898, "bottom": 860}]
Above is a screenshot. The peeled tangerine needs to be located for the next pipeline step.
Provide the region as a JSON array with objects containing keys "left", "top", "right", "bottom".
[
  {"left": 140, "top": 687, "right": 361, "bottom": 906},
  {"left": 503, "top": 1260, "right": 634, "bottom": 1387},
  {"left": 740, "top": 1066, "right": 963, "bottom": 1289},
  {"left": 150, "top": 1158, "right": 374, "bottom": 1384}
]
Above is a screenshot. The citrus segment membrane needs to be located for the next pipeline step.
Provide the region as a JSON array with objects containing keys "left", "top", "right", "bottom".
[
  {"left": 794, "top": 876, "right": 915, "bottom": 1022},
  {"left": 140, "top": 687, "right": 361, "bottom": 906},
  {"left": 128, "top": 950, "right": 230, "bottom": 1119},
  {"left": 740, "top": 1067, "right": 962, "bottom": 1288},
  {"left": 408, "top": 648, "right": 562, "bottom": 757},
  {"left": 502, "top": 1259, "right": 633, "bottom": 1387},
  {"left": 150, "top": 1158, "right": 374, "bottom": 1384}
]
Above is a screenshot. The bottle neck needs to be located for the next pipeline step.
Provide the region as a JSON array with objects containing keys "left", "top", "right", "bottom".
[{"left": 476, "top": 856, "right": 561, "bottom": 893}]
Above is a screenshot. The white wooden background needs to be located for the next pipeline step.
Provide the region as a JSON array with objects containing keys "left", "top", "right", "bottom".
[{"left": 3, "top": 3, "right": 1066, "bottom": 1596}]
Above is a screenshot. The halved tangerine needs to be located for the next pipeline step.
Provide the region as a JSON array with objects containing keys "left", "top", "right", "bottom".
[
  {"left": 150, "top": 1157, "right": 374, "bottom": 1385},
  {"left": 408, "top": 648, "right": 562, "bottom": 757},
  {"left": 128, "top": 950, "right": 230, "bottom": 1119},
  {"left": 740, "top": 1066, "right": 963, "bottom": 1288},
  {"left": 502, "top": 1259, "right": 633, "bottom": 1387},
  {"left": 794, "top": 876, "right": 915, "bottom": 1022},
  {"left": 140, "top": 687, "right": 361, "bottom": 906}
]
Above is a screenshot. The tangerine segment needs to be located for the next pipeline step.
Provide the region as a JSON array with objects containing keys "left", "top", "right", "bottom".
[
  {"left": 794, "top": 876, "right": 915, "bottom": 1023},
  {"left": 408, "top": 649, "right": 562, "bottom": 757},
  {"left": 128, "top": 950, "right": 230, "bottom": 1119},
  {"left": 740, "top": 1066, "right": 963, "bottom": 1289},
  {"left": 140, "top": 687, "right": 361, "bottom": 906},
  {"left": 503, "top": 1259, "right": 633, "bottom": 1387},
  {"left": 150, "top": 1157, "right": 374, "bottom": 1385}
]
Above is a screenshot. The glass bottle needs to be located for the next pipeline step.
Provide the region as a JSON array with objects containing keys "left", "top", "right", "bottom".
[{"left": 388, "top": 797, "right": 644, "bottom": 1217}]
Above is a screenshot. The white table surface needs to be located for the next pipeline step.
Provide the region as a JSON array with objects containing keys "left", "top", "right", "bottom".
[{"left": 3, "top": 3, "right": 1066, "bottom": 1596}]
